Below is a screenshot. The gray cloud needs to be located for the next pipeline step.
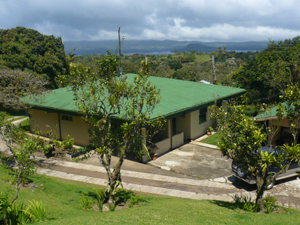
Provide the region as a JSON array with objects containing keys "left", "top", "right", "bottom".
[{"left": 0, "top": 0, "right": 299, "bottom": 42}]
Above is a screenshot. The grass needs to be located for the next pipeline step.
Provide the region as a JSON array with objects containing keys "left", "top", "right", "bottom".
[
  {"left": 0, "top": 167, "right": 299, "bottom": 224},
  {"left": 195, "top": 54, "right": 211, "bottom": 62},
  {"left": 1, "top": 110, "right": 27, "bottom": 120},
  {"left": 20, "top": 119, "right": 30, "bottom": 126},
  {"left": 200, "top": 131, "right": 223, "bottom": 146},
  {"left": 9, "top": 116, "right": 28, "bottom": 122}
]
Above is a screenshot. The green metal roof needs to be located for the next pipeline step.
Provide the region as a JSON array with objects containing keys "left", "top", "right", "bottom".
[
  {"left": 255, "top": 106, "right": 278, "bottom": 121},
  {"left": 24, "top": 74, "right": 245, "bottom": 119}
]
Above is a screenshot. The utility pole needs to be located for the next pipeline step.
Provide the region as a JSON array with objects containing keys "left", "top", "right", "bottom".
[
  {"left": 212, "top": 55, "right": 217, "bottom": 84},
  {"left": 118, "top": 27, "right": 121, "bottom": 70}
]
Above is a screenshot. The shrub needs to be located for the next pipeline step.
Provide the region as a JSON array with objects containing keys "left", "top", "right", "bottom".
[
  {"left": 263, "top": 194, "right": 277, "bottom": 213},
  {"left": 207, "top": 127, "right": 214, "bottom": 132},
  {"left": 19, "top": 119, "right": 30, "bottom": 131},
  {"left": 127, "top": 194, "right": 140, "bottom": 208},
  {"left": 80, "top": 194, "right": 94, "bottom": 210},
  {"left": 95, "top": 188, "right": 106, "bottom": 212},
  {"left": 0, "top": 192, "right": 34, "bottom": 224},
  {"left": 232, "top": 194, "right": 257, "bottom": 212},
  {"left": 77, "top": 147, "right": 87, "bottom": 153},
  {"left": 108, "top": 203, "right": 117, "bottom": 212},
  {"left": 42, "top": 144, "right": 53, "bottom": 155},
  {"left": 24, "top": 200, "right": 47, "bottom": 222},
  {"left": 61, "top": 135, "right": 74, "bottom": 149}
]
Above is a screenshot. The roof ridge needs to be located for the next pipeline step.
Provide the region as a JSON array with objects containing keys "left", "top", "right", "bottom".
[{"left": 125, "top": 73, "right": 243, "bottom": 90}]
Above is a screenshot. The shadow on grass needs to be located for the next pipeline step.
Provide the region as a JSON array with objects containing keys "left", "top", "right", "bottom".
[
  {"left": 78, "top": 190, "right": 98, "bottom": 199},
  {"left": 209, "top": 200, "right": 237, "bottom": 210},
  {"left": 77, "top": 189, "right": 149, "bottom": 206}
]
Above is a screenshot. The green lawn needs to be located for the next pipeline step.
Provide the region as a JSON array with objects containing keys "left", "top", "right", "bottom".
[
  {"left": 195, "top": 54, "right": 211, "bottom": 62},
  {"left": 1, "top": 110, "right": 26, "bottom": 120},
  {"left": 200, "top": 131, "right": 223, "bottom": 146},
  {"left": 0, "top": 167, "right": 299, "bottom": 224},
  {"left": 9, "top": 116, "right": 28, "bottom": 122}
]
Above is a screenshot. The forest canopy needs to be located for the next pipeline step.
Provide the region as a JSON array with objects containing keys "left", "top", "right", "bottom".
[
  {"left": 231, "top": 36, "right": 300, "bottom": 103},
  {"left": 0, "top": 27, "right": 69, "bottom": 86}
]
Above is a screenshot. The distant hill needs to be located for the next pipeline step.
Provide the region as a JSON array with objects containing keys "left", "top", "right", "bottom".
[
  {"left": 64, "top": 40, "right": 268, "bottom": 55},
  {"left": 178, "top": 43, "right": 217, "bottom": 52}
]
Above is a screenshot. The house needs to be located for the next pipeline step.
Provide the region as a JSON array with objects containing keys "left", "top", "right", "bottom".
[
  {"left": 24, "top": 74, "right": 245, "bottom": 160},
  {"left": 255, "top": 105, "right": 295, "bottom": 145}
]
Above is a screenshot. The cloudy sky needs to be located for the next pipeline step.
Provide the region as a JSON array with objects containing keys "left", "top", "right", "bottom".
[{"left": 1, "top": 0, "right": 299, "bottom": 42}]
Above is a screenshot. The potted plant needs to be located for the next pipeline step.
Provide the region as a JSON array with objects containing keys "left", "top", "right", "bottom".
[
  {"left": 207, "top": 127, "right": 214, "bottom": 136},
  {"left": 148, "top": 143, "right": 158, "bottom": 160}
]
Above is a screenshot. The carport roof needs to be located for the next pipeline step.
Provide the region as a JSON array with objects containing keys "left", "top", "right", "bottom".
[
  {"left": 24, "top": 73, "right": 245, "bottom": 119},
  {"left": 255, "top": 106, "right": 279, "bottom": 121}
]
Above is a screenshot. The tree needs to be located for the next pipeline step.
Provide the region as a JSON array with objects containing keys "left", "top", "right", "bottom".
[
  {"left": 70, "top": 53, "right": 165, "bottom": 207},
  {"left": 0, "top": 26, "right": 69, "bottom": 87},
  {"left": 0, "top": 68, "right": 49, "bottom": 110},
  {"left": 277, "top": 85, "right": 300, "bottom": 145},
  {"left": 0, "top": 114, "right": 48, "bottom": 223},
  {"left": 0, "top": 120, "right": 37, "bottom": 203},
  {"left": 211, "top": 103, "right": 298, "bottom": 211},
  {"left": 172, "top": 70, "right": 191, "bottom": 81},
  {"left": 168, "top": 59, "right": 182, "bottom": 71},
  {"left": 231, "top": 36, "right": 300, "bottom": 103}
]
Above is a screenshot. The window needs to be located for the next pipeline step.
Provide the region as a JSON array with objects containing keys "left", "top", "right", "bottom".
[
  {"left": 199, "top": 108, "right": 207, "bottom": 124},
  {"left": 62, "top": 115, "right": 73, "bottom": 122}
]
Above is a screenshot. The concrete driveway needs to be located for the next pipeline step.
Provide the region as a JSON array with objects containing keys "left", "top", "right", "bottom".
[{"left": 149, "top": 139, "right": 232, "bottom": 180}]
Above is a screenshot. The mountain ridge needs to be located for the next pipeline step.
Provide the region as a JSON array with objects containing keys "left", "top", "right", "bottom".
[{"left": 64, "top": 40, "right": 268, "bottom": 55}]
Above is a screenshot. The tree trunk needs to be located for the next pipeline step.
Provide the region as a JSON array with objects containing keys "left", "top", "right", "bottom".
[
  {"left": 255, "top": 171, "right": 267, "bottom": 211},
  {"left": 106, "top": 154, "right": 124, "bottom": 208}
]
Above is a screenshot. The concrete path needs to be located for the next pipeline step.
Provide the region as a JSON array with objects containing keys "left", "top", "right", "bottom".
[
  {"left": 149, "top": 138, "right": 231, "bottom": 179},
  {"left": 1, "top": 119, "right": 300, "bottom": 209},
  {"left": 36, "top": 157, "right": 247, "bottom": 203},
  {"left": 35, "top": 156, "right": 300, "bottom": 208}
]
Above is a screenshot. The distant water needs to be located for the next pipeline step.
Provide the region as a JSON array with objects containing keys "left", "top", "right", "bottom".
[
  {"left": 124, "top": 51, "right": 174, "bottom": 55},
  {"left": 227, "top": 50, "right": 259, "bottom": 52},
  {"left": 124, "top": 50, "right": 259, "bottom": 55}
]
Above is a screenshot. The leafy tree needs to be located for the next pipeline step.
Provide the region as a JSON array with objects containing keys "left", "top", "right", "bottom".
[
  {"left": 180, "top": 54, "right": 196, "bottom": 63},
  {"left": 0, "top": 26, "right": 69, "bottom": 87},
  {"left": 211, "top": 104, "right": 299, "bottom": 211},
  {"left": 277, "top": 85, "right": 300, "bottom": 145},
  {"left": 231, "top": 36, "right": 300, "bottom": 103},
  {"left": 0, "top": 114, "right": 49, "bottom": 223},
  {"left": 172, "top": 70, "right": 191, "bottom": 81},
  {"left": 168, "top": 59, "right": 182, "bottom": 71},
  {"left": 69, "top": 52, "right": 165, "bottom": 207},
  {"left": 0, "top": 68, "right": 49, "bottom": 110}
]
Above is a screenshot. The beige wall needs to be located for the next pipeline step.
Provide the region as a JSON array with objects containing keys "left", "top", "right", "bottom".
[
  {"left": 270, "top": 118, "right": 289, "bottom": 128},
  {"left": 190, "top": 109, "right": 212, "bottom": 140},
  {"left": 60, "top": 114, "right": 91, "bottom": 146},
  {"left": 172, "top": 132, "right": 184, "bottom": 148},
  {"left": 29, "top": 109, "right": 60, "bottom": 138},
  {"left": 155, "top": 138, "right": 171, "bottom": 155},
  {"left": 29, "top": 109, "right": 91, "bottom": 146},
  {"left": 176, "top": 113, "right": 191, "bottom": 140},
  {"left": 142, "top": 135, "right": 171, "bottom": 163}
]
